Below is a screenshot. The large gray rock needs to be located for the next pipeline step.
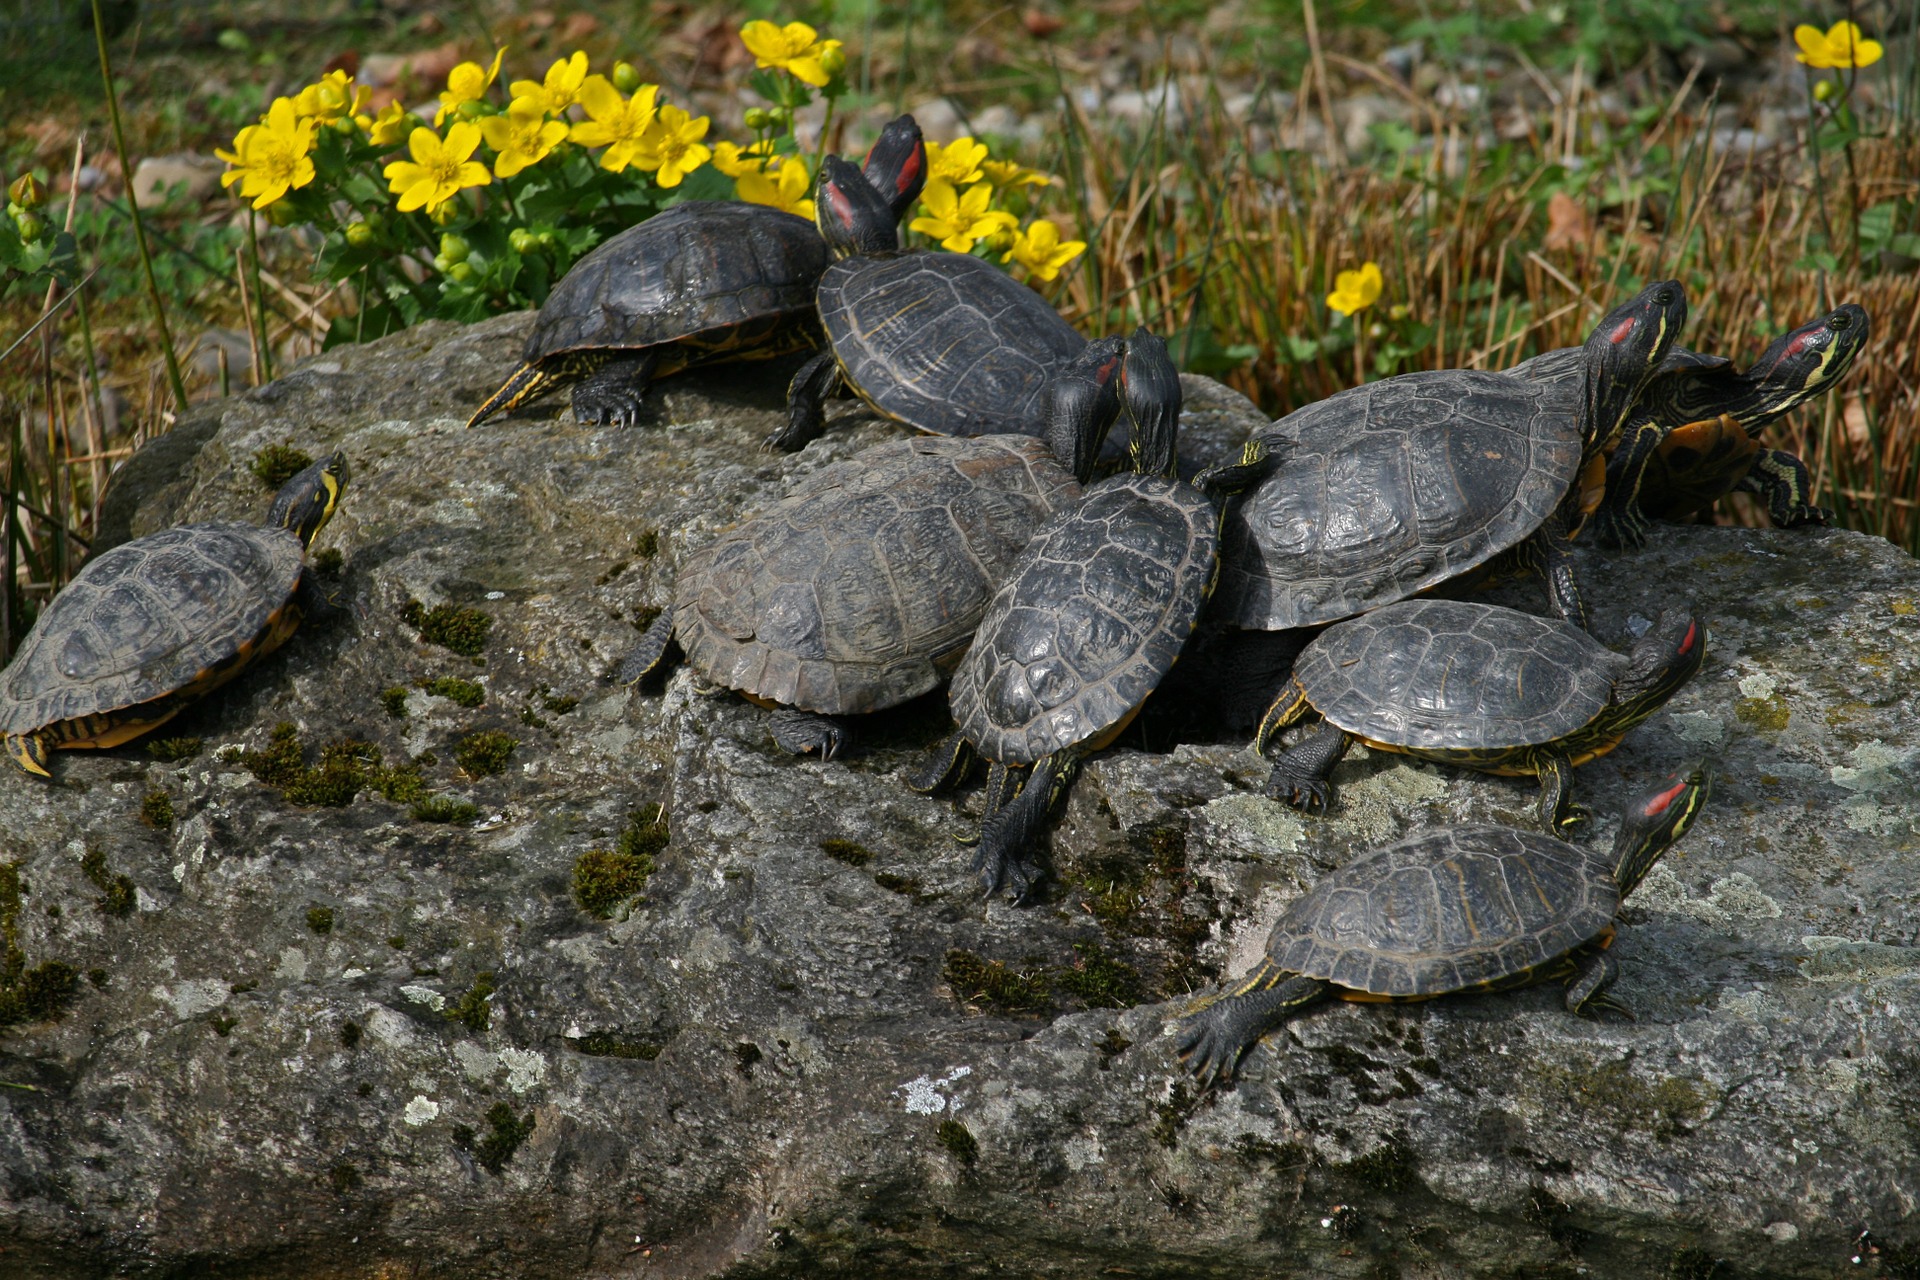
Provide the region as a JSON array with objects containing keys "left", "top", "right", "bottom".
[{"left": 2, "top": 312, "right": 1917, "bottom": 1278}]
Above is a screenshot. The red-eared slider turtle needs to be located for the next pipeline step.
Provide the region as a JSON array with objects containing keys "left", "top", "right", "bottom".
[
  {"left": 1509, "top": 304, "right": 1869, "bottom": 547},
  {"left": 467, "top": 116, "right": 928, "bottom": 429},
  {"left": 1215, "top": 281, "right": 1686, "bottom": 634},
  {"left": 2, "top": 453, "right": 349, "bottom": 777},
  {"left": 617, "top": 337, "right": 1126, "bottom": 758},
  {"left": 929, "top": 331, "right": 1260, "bottom": 899},
  {"left": 766, "top": 154, "right": 1089, "bottom": 452},
  {"left": 1259, "top": 598, "right": 1705, "bottom": 833},
  {"left": 1178, "top": 763, "right": 1712, "bottom": 1087}
]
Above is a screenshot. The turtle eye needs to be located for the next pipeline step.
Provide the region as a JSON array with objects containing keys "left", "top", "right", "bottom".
[{"left": 1829, "top": 312, "right": 1851, "bottom": 331}]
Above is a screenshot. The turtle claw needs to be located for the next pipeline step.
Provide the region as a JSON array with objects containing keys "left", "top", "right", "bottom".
[
  {"left": 1174, "top": 1014, "right": 1242, "bottom": 1090},
  {"left": 971, "top": 842, "right": 1041, "bottom": 902},
  {"left": 1266, "top": 770, "right": 1331, "bottom": 814},
  {"left": 768, "top": 709, "right": 848, "bottom": 760},
  {"left": 1552, "top": 803, "right": 1594, "bottom": 838},
  {"left": 1592, "top": 505, "right": 1652, "bottom": 551}
]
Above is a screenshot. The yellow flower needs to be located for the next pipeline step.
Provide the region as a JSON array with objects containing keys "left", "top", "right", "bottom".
[
  {"left": 926, "top": 136, "right": 988, "bottom": 186},
  {"left": 737, "top": 156, "right": 813, "bottom": 219},
  {"left": 291, "top": 70, "right": 370, "bottom": 122},
  {"left": 509, "top": 51, "right": 590, "bottom": 115},
  {"left": 1794, "top": 21, "right": 1883, "bottom": 69},
  {"left": 383, "top": 122, "right": 492, "bottom": 214},
  {"left": 568, "top": 76, "right": 659, "bottom": 172},
  {"left": 1326, "top": 261, "right": 1384, "bottom": 317},
  {"left": 216, "top": 98, "right": 317, "bottom": 211},
  {"left": 362, "top": 102, "right": 415, "bottom": 148},
  {"left": 480, "top": 98, "right": 570, "bottom": 178},
  {"left": 435, "top": 47, "right": 507, "bottom": 126},
  {"left": 1003, "top": 219, "right": 1086, "bottom": 282},
  {"left": 632, "top": 103, "right": 711, "bottom": 188},
  {"left": 711, "top": 139, "right": 777, "bottom": 178},
  {"left": 909, "top": 179, "right": 1017, "bottom": 254},
  {"left": 982, "top": 158, "right": 1051, "bottom": 189},
  {"left": 739, "top": 20, "right": 844, "bottom": 88}
]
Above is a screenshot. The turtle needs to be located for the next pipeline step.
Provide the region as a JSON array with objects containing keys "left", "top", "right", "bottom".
[
  {"left": 2, "top": 453, "right": 350, "bottom": 777},
  {"left": 929, "top": 330, "right": 1264, "bottom": 899},
  {"left": 1176, "top": 762, "right": 1712, "bottom": 1088},
  {"left": 615, "top": 336, "right": 1127, "bottom": 759},
  {"left": 1507, "top": 304, "right": 1870, "bottom": 548},
  {"left": 467, "top": 115, "right": 929, "bottom": 430},
  {"left": 766, "top": 154, "right": 1090, "bottom": 452},
  {"left": 1257, "top": 598, "right": 1706, "bottom": 834},
  {"left": 1213, "top": 280, "right": 1687, "bottom": 635}
]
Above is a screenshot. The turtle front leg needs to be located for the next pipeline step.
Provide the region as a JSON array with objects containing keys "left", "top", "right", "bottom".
[
  {"left": 769, "top": 709, "right": 849, "bottom": 761},
  {"left": 973, "top": 750, "right": 1080, "bottom": 902},
  {"left": 1525, "top": 500, "right": 1590, "bottom": 633},
  {"left": 1565, "top": 950, "right": 1633, "bottom": 1019},
  {"left": 1591, "top": 420, "right": 1667, "bottom": 550},
  {"left": 1263, "top": 723, "right": 1351, "bottom": 815},
  {"left": 1534, "top": 750, "right": 1590, "bottom": 836},
  {"left": 613, "top": 607, "right": 679, "bottom": 686},
  {"left": 5, "top": 730, "right": 55, "bottom": 779},
  {"left": 570, "top": 350, "right": 660, "bottom": 428},
  {"left": 1739, "top": 448, "right": 1834, "bottom": 529},
  {"left": 766, "top": 349, "right": 844, "bottom": 452},
  {"left": 1176, "top": 965, "right": 1331, "bottom": 1089},
  {"left": 905, "top": 731, "right": 975, "bottom": 794}
]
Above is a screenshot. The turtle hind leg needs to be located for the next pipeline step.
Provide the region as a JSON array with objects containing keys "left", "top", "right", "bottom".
[
  {"left": 1176, "top": 970, "right": 1330, "bottom": 1089},
  {"left": 1566, "top": 950, "right": 1633, "bottom": 1019},
  {"left": 973, "top": 751, "right": 1081, "bottom": 902},
  {"left": 570, "top": 349, "right": 661, "bottom": 428},
  {"left": 1262, "top": 722, "right": 1350, "bottom": 815},
  {"left": 468, "top": 361, "right": 566, "bottom": 428},
  {"left": 766, "top": 349, "right": 843, "bottom": 452},
  {"left": 904, "top": 731, "right": 974, "bottom": 794},
  {"left": 769, "top": 709, "right": 849, "bottom": 761},
  {"left": 613, "top": 608, "right": 678, "bottom": 687},
  {"left": 5, "top": 730, "right": 54, "bottom": 778},
  {"left": 1740, "top": 448, "right": 1833, "bottom": 529}
]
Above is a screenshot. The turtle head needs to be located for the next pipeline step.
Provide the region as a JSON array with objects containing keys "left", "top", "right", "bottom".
[
  {"left": 268, "top": 451, "right": 350, "bottom": 549},
  {"left": 1614, "top": 607, "right": 1707, "bottom": 712},
  {"left": 1042, "top": 336, "right": 1125, "bottom": 484},
  {"left": 1581, "top": 279, "right": 1686, "bottom": 456},
  {"left": 1612, "top": 761, "right": 1712, "bottom": 898},
  {"left": 861, "top": 114, "right": 927, "bottom": 222},
  {"left": 816, "top": 155, "right": 899, "bottom": 258},
  {"left": 1119, "top": 327, "right": 1181, "bottom": 480},
  {"left": 1735, "top": 303, "right": 1870, "bottom": 429}
]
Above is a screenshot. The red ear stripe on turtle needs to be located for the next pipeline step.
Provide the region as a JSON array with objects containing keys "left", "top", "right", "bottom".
[
  {"left": 1641, "top": 779, "right": 1690, "bottom": 818},
  {"left": 1606, "top": 316, "right": 1638, "bottom": 345},
  {"left": 1677, "top": 620, "right": 1699, "bottom": 657},
  {"left": 826, "top": 181, "right": 857, "bottom": 233}
]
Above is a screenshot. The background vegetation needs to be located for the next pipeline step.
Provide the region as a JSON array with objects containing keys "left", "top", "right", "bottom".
[{"left": 3, "top": 0, "right": 1918, "bottom": 661}]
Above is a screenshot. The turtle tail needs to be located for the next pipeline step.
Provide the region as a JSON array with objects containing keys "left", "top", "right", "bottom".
[{"left": 467, "top": 362, "right": 560, "bottom": 428}]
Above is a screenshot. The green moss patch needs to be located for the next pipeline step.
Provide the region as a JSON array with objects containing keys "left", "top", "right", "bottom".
[
  {"left": 569, "top": 1032, "right": 663, "bottom": 1060},
  {"left": 378, "top": 686, "right": 410, "bottom": 718},
  {"left": 1735, "top": 695, "right": 1790, "bottom": 731},
  {"left": 306, "top": 906, "right": 334, "bottom": 935},
  {"left": 80, "top": 848, "right": 135, "bottom": 919},
  {"left": 453, "top": 731, "right": 517, "bottom": 778},
  {"left": 250, "top": 443, "right": 313, "bottom": 490},
  {"left": 819, "top": 838, "right": 874, "bottom": 867},
  {"left": 942, "top": 949, "right": 1051, "bottom": 1015},
  {"left": 540, "top": 693, "right": 579, "bottom": 714},
  {"left": 1052, "top": 943, "right": 1142, "bottom": 1008},
  {"left": 402, "top": 599, "right": 493, "bottom": 658},
  {"left": 138, "top": 788, "right": 174, "bottom": 829},
  {"left": 572, "top": 806, "right": 670, "bottom": 918},
  {"left": 454, "top": 1103, "right": 536, "bottom": 1175},
  {"left": 444, "top": 971, "right": 496, "bottom": 1033},
  {"left": 0, "top": 862, "right": 77, "bottom": 1029},
  {"left": 411, "top": 795, "right": 479, "bottom": 824},
  {"left": 145, "top": 736, "right": 204, "bottom": 763},
  {"left": 936, "top": 1118, "right": 978, "bottom": 1166},
  {"left": 422, "top": 676, "right": 485, "bottom": 707}
]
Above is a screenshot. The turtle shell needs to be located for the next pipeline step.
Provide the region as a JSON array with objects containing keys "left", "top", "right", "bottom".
[
  {"left": 818, "top": 251, "right": 1088, "bottom": 436},
  {"left": 1265, "top": 821, "right": 1619, "bottom": 997},
  {"left": 524, "top": 202, "right": 829, "bottom": 361},
  {"left": 1292, "top": 599, "right": 1620, "bottom": 751},
  {"left": 674, "top": 434, "right": 1081, "bottom": 715},
  {"left": 0, "top": 524, "right": 305, "bottom": 734},
  {"left": 952, "top": 473, "right": 1217, "bottom": 764},
  {"left": 1214, "top": 370, "right": 1584, "bottom": 631}
]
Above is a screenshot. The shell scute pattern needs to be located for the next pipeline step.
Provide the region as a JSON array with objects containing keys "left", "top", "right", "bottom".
[
  {"left": 821, "top": 252, "right": 1087, "bottom": 436},
  {"left": 1296, "top": 599, "right": 1616, "bottom": 750},
  {"left": 955, "top": 474, "right": 1217, "bottom": 763},
  {"left": 1, "top": 524, "right": 301, "bottom": 733},
  {"left": 674, "top": 436, "right": 1079, "bottom": 715},
  {"left": 1270, "top": 826, "right": 1617, "bottom": 997},
  {"left": 1219, "top": 371, "right": 1581, "bottom": 629},
  {"left": 528, "top": 204, "right": 826, "bottom": 358}
]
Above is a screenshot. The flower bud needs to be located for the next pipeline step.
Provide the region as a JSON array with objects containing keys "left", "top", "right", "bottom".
[
  {"left": 265, "top": 201, "right": 297, "bottom": 226},
  {"left": 984, "top": 227, "right": 1015, "bottom": 252},
  {"left": 508, "top": 227, "right": 537, "bottom": 254},
  {"left": 1813, "top": 78, "right": 1837, "bottom": 103},
  {"left": 1368, "top": 322, "right": 1387, "bottom": 340},
  {"left": 536, "top": 230, "right": 557, "bottom": 248},
  {"left": 744, "top": 107, "right": 772, "bottom": 131},
  {"left": 818, "top": 46, "right": 847, "bottom": 80},
  {"left": 429, "top": 201, "right": 459, "bottom": 225},
  {"left": 448, "top": 261, "right": 477, "bottom": 284},
  {"left": 14, "top": 211, "right": 44, "bottom": 242},
  {"left": 345, "top": 220, "right": 376, "bottom": 247},
  {"left": 612, "top": 61, "right": 642, "bottom": 94},
  {"left": 1388, "top": 304, "right": 1410, "bottom": 321},
  {"left": 439, "top": 232, "right": 470, "bottom": 263},
  {"left": 456, "top": 98, "right": 491, "bottom": 120},
  {"left": 329, "top": 116, "right": 357, "bottom": 135},
  {"left": 431, "top": 254, "right": 451, "bottom": 274},
  {"left": 8, "top": 172, "right": 46, "bottom": 209}
]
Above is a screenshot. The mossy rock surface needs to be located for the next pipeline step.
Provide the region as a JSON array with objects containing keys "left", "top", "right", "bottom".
[{"left": 0, "top": 311, "right": 1915, "bottom": 1277}]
